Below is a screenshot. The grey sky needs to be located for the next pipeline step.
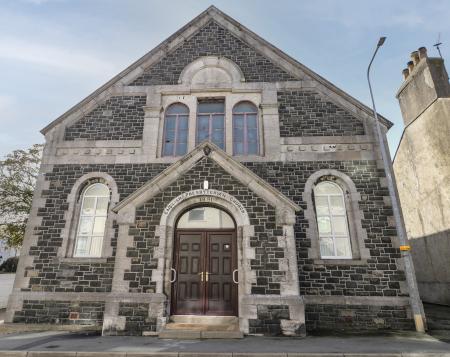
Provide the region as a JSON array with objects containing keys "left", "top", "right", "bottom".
[{"left": 0, "top": 0, "right": 449, "bottom": 158}]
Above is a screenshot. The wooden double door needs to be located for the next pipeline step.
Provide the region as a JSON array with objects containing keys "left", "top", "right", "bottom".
[{"left": 171, "top": 229, "right": 238, "bottom": 316}]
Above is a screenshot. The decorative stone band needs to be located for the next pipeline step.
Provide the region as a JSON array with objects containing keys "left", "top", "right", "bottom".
[
  {"left": 162, "top": 189, "right": 247, "bottom": 216},
  {"left": 56, "top": 147, "right": 142, "bottom": 156},
  {"left": 282, "top": 143, "right": 374, "bottom": 153}
]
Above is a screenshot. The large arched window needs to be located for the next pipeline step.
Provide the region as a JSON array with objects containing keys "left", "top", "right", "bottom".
[
  {"left": 74, "top": 183, "right": 110, "bottom": 257},
  {"left": 314, "top": 181, "right": 352, "bottom": 259},
  {"left": 232, "top": 102, "right": 259, "bottom": 155},
  {"left": 162, "top": 103, "right": 189, "bottom": 157}
]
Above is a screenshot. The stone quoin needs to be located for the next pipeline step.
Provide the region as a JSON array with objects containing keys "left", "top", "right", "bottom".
[{"left": 6, "top": 6, "right": 422, "bottom": 337}]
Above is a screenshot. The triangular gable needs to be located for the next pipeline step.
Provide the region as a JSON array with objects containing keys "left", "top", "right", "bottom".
[
  {"left": 41, "top": 6, "right": 392, "bottom": 134},
  {"left": 129, "top": 20, "right": 296, "bottom": 86},
  {"left": 113, "top": 142, "right": 301, "bottom": 217}
]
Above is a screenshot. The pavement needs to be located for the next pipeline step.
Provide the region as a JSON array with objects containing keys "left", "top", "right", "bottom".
[{"left": 0, "top": 330, "right": 449, "bottom": 356}]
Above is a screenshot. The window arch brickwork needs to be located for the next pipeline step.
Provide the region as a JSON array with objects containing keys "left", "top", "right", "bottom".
[{"left": 303, "top": 170, "right": 370, "bottom": 262}]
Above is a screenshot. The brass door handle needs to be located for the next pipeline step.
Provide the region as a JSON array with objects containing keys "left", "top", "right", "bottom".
[
  {"left": 170, "top": 268, "right": 177, "bottom": 283},
  {"left": 205, "top": 272, "right": 209, "bottom": 282},
  {"left": 198, "top": 272, "right": 204, "bottom": 282},
  {"left": 232, "top": 269, "right": 238, "bottom": 284}
]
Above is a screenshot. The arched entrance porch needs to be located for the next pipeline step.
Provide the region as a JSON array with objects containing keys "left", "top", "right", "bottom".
[{"left": 153, "top": 189, "right": 254, "bottom": 328}]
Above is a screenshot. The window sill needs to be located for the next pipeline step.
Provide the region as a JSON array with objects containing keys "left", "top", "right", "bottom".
[
  {"left": 313, "top": 258, "right": 368, "bottom": 266},
  {"left": 55, "top": 257, "right": 110, "bottom": 264}
]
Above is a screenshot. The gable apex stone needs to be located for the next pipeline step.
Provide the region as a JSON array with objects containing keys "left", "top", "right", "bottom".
[{"left": 113, "top": 142, "right": 301, "bottom": 225}]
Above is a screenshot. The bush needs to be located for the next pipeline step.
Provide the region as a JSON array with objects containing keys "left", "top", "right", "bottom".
[{"left": 0, "top": 256, "right": 18, "bottom": 273}]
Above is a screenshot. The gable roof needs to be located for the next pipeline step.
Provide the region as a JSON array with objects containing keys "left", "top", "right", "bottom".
[
  {"left": 113, "top": 141, "right": 301, "bottom": 214},
  {"left": 41, "top": 6, "right": 392, "bottom": 134}
]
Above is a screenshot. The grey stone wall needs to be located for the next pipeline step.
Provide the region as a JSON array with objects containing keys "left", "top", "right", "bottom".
[
  {"left": 64, "top": 96, "right": 146, "bottom": 141},
  {"left": 249, "top": 304, "right": 290, "bottom": 335},
  {"left": 26, "top": 259, "right": 114, "bottom": 293},
  {"left": 277, "top": 90, "right": 366, "bottom": 137},
  {"left": 13, "top": 300, "right": 104, "bottom": 325},
  {"left": 243, "top": 160, "right": 406, "bottom": 298},
  {"left": 25, "top": 163, "right": 168, "bottom": 293},
  {"left": 127, "top": 157, "right": 284, "bottom": 295},
  {"left": 305, "top": 304, "right": 414, "bottom": 331},
  {"left": 117, "top": 303, "right": 156, "bottom": 336},
  {"left": 130, "top": 21, "right": 296, "bottom": 86},
  {"left": 28, "top": 159, "right": 404, "bottom": 297},
  {"left": 17, "top": 159, "right": 410, "bottom": 332}
]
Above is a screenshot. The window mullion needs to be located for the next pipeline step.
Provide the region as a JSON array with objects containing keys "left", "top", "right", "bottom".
[
  {"left": 244, "top": 113, "right": 248, "bottom": 155},
  {"left": 327, "top": 195, "right": 338, "bottom": 257},
  {"left": 174, "top": 114, "right": 179, "bottom": 156}
]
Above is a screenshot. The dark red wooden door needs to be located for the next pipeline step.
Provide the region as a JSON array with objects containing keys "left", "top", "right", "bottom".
[{"left": 172, "top": 230, "right": 237, "bottom": 316}]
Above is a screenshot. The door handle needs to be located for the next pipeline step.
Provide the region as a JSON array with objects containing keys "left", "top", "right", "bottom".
[
  {"left": 199, "top": 272, "right": 204, "bottom": 282},
  {"left": 232, "top": 269, "right": 238, "bottom": 284},
  {"left": 205, "top": 272, "right": 209, "bottom": 282},
  {"left": 170, "top": 268, "right": 177, "bottom": 283}
]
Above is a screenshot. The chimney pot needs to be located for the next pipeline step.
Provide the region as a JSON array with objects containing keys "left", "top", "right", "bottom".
[
  {"left": 407, "top": 60, "right": 415, "bottom": 74},
  {"left": 411, "top": 51, "right": 420, "bottom": 65},
  {"left": 402, "top": 68, "right": 410, "bottom": 80},
  {"left": 418, "top": 47, "right": 427, "bottom": 60}
]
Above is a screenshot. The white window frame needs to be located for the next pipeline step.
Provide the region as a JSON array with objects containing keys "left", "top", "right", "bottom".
[
  {"left": 314, "top": 181, "right": 352, "bottom": 259},
  {"left": 73, "top": 183, "right": 110, "bottom": 258}
]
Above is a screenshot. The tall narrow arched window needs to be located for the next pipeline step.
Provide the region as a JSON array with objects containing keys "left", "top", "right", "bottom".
[
  {"left": 233, "top": 102, "right": 259, "bottom": 155},
  {"left": 162, "top": 103, "right": 189, "bottom": 157},
  {"left": 74, "top": 183, "right": 110, "bottom": 257},
  {"left": 314, "top": 181, "right": 352, "bottom": 259}
]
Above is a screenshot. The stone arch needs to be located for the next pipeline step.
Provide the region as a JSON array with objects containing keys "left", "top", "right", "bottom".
[
  {"left": 303, "top": 169, "right": 370, "bottom": 262},
  {"left": 59, "top": 172, "right": 119, "bottom": 258},
  {"left": 152, "top": 190, "right": 255, "bottom": 322},
  {"left": 178, "top": 56, "right": 245, "bottom": 87}
]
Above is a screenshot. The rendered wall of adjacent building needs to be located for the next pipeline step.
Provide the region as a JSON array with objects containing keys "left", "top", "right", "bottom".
[{"left": 394, "top": 49, "right": 450, "bottom": 305}]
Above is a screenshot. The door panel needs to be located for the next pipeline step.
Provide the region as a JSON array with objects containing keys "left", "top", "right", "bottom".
[
  {"left": 172, "top": 230, "right": 237, "bottom": 316},
  {"left": 173, "top": 232, "right": 204, "bottom": 315},
  {"left": 205, "top": 232, "right": 237, "bottom": 315}
]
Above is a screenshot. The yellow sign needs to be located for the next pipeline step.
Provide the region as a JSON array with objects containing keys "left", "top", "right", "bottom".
[{"left": 400, "top": 245, "right": 411, "bottom": 251}]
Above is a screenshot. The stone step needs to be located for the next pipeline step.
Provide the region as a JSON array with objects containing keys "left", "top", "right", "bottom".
[
  {"left": 165, "top": 322, "right": 237, "bottom": 331},
  {"left": 159, "top": 315, "right": 242, "bottom": 339},
  {"left": 158, "top": 328, "right": 243, "bottom": 339},
  {"left": 169, "top": 315, "right": 238, "bottom": 325}
]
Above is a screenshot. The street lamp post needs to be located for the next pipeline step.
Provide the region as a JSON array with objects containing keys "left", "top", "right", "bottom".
[{"left": 367, "top": 37, "right": 426, "bottom": 333}]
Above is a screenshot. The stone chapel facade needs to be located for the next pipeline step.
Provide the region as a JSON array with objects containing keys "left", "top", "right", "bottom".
[{"left": 7, "top": 7, "right": 418, "bottom": 336}]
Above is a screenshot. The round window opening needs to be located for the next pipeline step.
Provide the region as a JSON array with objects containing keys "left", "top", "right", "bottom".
[{"left": 177, "top": 206, "right": 235, "bottom": 229}]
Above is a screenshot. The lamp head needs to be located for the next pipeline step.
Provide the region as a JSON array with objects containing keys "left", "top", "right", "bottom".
[{"left": 377, "top": 37, "right": 386, "bottom": 47}]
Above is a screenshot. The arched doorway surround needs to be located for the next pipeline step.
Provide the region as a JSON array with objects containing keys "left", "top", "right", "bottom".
[{"left": 154, "top": 190, "right": 253, "bottom": 320}]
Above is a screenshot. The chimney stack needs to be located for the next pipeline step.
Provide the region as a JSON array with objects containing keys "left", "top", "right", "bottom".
[
  {"left": 407, "top": 60, "right": 415, "bottom": 74},
  {"left": 418, "top": 46, "right": 427, "bottom": 60},
  {"left": 411, "top": 51, "right": 420, "bottom": 65},
  {"left": 397, "top": 47, "right": 450, "bottom": 126}
]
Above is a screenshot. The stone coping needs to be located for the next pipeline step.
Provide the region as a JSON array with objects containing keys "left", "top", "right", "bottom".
[{"left": 1, "top": 352, "right": 450, "bottom": 357}]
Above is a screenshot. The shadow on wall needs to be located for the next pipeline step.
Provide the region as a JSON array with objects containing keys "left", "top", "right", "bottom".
[{"left": 410, "top": 229, "right": 450, "bottom": 306}]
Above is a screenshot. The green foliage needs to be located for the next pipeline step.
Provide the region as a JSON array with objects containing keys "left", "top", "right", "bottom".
[
  {"left": 0, "top": 144, "right": 43, "bottom": 249},
  {"left": 0, "top": 256, "right": 19, "bottom": 273}
]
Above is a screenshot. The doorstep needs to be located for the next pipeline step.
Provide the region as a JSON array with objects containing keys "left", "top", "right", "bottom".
[{"left": 158, "top": 315, "right": 243, "bottom": 339}]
